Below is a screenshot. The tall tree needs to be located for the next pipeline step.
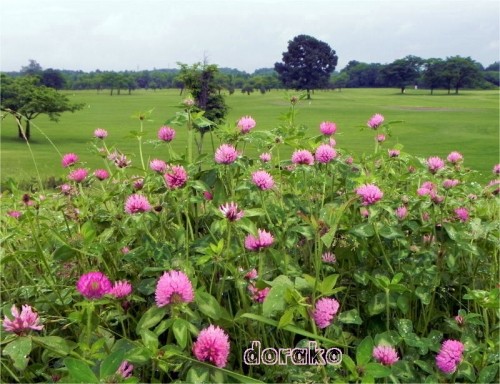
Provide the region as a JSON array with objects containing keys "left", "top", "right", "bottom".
[
  {"left": 422, "top": 58, "right": 447, "bottom": 94},
  {"left": 274, "top": 35, "right": 338, "bottom": 99},
  {"left": 443, "top": 56, "right": 483, "bottom": 94},
  {"left": 381, "top": 55, "right": 424, "bottom": 93},
  {"left": 1, "top": 75, "right": 84, "bottom": 141}
]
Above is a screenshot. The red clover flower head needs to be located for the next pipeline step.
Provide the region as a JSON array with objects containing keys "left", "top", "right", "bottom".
[
  {"left": 247, "top": 283, "right": 270, "bottom": 303},
  {"left": 237, "top": 115, "right": 256, "bottom": 134},
  {"left": 388, "top": 149, "right": 400, "bottom": 157},
  {"left": 157, "top": 126, "right": 176, "bottom": 142},
  {"left": 93, "top": 128, "right": 108, "bottom": 139},
  {"left": 356, "top": 184, "right": 383, "bottom": 205},
  {"left": 367, "top": 113, "right": 384, "bottom": 129},
  {"left": 62, "top": 153, "right": 79, "bottom": 168},
  {"left": 125, "top": 194, "right": 151, "bottom": 214},
  {"left": 149, "top": 159, "right": 167, "bottom": 173},
  {"left": 215, "top": 144, "right": 239, "bottom": 164},
  {"left": 192, "top": 325, "right": 230, "bottom": 368},
  {"left": 454, "top": 207, "right": 469, "bottom": 222},
  {"left": 155, "top": 270, "right": 194, "bottom": 307},
  {"left": 315, "top": 144, "right": 336, "bottom": 164},
  {"left": 109, "top": 281, "right": 132, "bottom": 299},
  {"left": 320, "top": 121, "right": 337, "bottom": 135},
  {"left": 291, "top": 149, "right": 314, "bottom": 165},
  {"left": 312, "top": 297, "right": 340, "bottom": 329},
  {"left": 94, "top": 169, "right": 109, "bottom": 181},
  {"left": 117, "top": 361, "right": 134, "bottom": 379},
  {"left": 76, "top": 272, "right": 112, "bottom": 299},
  {"left": 244, "top": 229, "right": 274, "bottom": 251},
  {"left": 259, "top": 152, "right": 272, "bottom": 163},
  {"left": 68, "top": 168, "right": 88, "bottom": 183},
  {"left": 436, "top": 339, "right": 464, "bottom": 374},
  {"left": 373, "top": 345, "right": 399, "bottom": 366},
  {"left": 322, "top": 252, "right": 336, "bottom": 263},
  {"left": 395, "top": 206, "right": 408, "bottom": 220},
  {"left": 219, "top": 202, "right": 244, "bottom": 221},
  {"left": 447, "top": 151, "right": 463, "bottom": 164},
  {"left": 2, "top": 304, "right": 44, "bottom": 335},
  {"left": 427, "top": 156, "right": 445, "bottom": 174},
  {"left": 251, "top": 170, "right": 274, "bottom": 190},
  {"left": 164, "top": 165, "right": 188, "bottom": 189}
]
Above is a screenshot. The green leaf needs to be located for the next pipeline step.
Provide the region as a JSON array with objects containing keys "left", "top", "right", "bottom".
[
  {"left": 364, "top": 362, "right": 391, "bottom": 378},
  {"left": 379, "top": 225, "right": 405, "bottom": 239},
  {"left": 414, "top": 359, "right": 434, "bottom": 375},
  {"left": 415, "top": 287, "right": 432, "bottom": 305},
  {"left": 477, "top": 364, "right": 499, "bottom": 384},
  {"left": 396, "top": 319, "right": 414, "bottom": 337},
  {"left": 356, "top": 336, "right": 374, "bottom": 366},
  {"left": 136, "top": 306, "right": 167, "bottom": 333},
  {"left": 172, "top": 318, "right": 189, "bottom": 349},
  {"left": 32, "top": 335, "right": 75, "bottom": 356},
  {"left": 350, "top": 223, "right": 375, "bottom": 238},
  {"left": 277, "top": 308, "right": 295, "bottom": 328},
  {"left": 53, "top": 245, "right": 76, "bottom": 262},
  {"left": 140, "top": 329, "right": 159, "bottom": 352},
  {"left": 320, "top": 274, "right": 339, "bottom": 295},
  {"left": 80, "top": 221, "right": 96, "bottom": 244},
  {"left": 64, "top": 357, "right": 99, "bottom": 383},
  {"left": 196, "top": 290, "right": 222, "bottom": 320},
  {"left": 262, "top": 275, "right": 293, "bottom": 318},
  {"left": 186, "top": 366, "right": 210, "bottom": 384},
  {"left": 367, "top": 292, "right": 386, "bottom": 316},
  {"left": 100, "top": 349, "right": 125, "bottom": 379},
  {"left": 338, "top": 309, "right": 363, "bottom": 325},
  {"left": 124, "top": 346, "right": 152, "bottom": 364},
  {"left": 3, "top": 336, "right": 32, "bottom": 371},
  {"left": 342, "top": 354, "right": 358, "bottom": 376},
  {"left": 397, "top": 293, "right": 411, "bottom": 314}
]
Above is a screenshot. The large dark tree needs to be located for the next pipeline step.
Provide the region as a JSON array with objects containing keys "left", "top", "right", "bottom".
[
  {"left": 1, "top": 75, "right": 84, "bottom": 141},
  {"left": 381, "top": 55, "right": 424, "bottom": 93},
  {"left": 274, "top": 35, "right": 338, "bottom": 99},
  {"left": 442, "top": 56, "right": 483, "bottom": 94}
]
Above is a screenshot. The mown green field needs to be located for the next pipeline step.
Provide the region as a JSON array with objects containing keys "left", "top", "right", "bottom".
[{"left": 1, "top": 88, "right": 498, "bottom": 184}]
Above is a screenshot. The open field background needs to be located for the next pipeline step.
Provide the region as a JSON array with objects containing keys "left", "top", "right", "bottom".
[{"left": 1, "top": 88, "right": 498, "bottom": 185}]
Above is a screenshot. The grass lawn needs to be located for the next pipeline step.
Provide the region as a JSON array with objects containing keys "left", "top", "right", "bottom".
[{"left": 1, "top": 88, "right": 498, "bottom": 185}]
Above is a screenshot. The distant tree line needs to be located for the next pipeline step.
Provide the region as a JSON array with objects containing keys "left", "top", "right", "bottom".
[{"left": 4, "top": 56, "right": 498, "bottom": 97}]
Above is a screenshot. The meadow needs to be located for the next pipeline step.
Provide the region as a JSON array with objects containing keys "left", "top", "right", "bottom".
[
  {"left": 1, "top": 89, "right": 499, "bottom": 382},
  {"left": 1, "top": 88, "right": 498, "bottom": 185}
]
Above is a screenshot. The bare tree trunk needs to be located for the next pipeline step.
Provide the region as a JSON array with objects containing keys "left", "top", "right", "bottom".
[{"left": 17, "top": 118, "right": 30, "bottom": 141}]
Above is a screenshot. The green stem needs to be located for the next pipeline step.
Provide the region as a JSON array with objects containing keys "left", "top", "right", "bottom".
[{"left": 138, "top": 119, "right": 146, "bottom": 170}]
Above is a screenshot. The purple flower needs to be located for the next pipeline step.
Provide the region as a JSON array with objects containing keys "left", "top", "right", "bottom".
[
  {"left": 62, "top": 153, "right": 79, "bottom": 168},
  {"left": 454, "top": 207, "right": 469, "bottom": 222},
  {"left": 259, "top": 152, "right": 271, "bottom": 163},
  {"left": 158, "top": 126, "right": 176, "bottom": 142},
  {"left": 244, "top": 268, "right": 258, "bottom": 280},
  {"left": 247, "top": 283, "right": 270, "bottom": 303},
  {"left": 322, "top": 252, "right": 336, "bottom": 263},
  {"left": 244, "top": 229, "right": 274, "bottom": 251},
  {"left": 155, "top": 270, "right": 194, "bottom": 307},
  {"left": 237, "top": 115, "right": 256, "bottom": 134},
  {"left": 292, "top": 149, "right": 314, "bottom": 165},
  {"left": 117, "top": 361, "right": 134, "bottom": 378},
  {"left": 68, "top": 168, "right": 88, "bottom": 183},
  {"left": 312, "top": 297, "right": 340, "bottom": 329},
  {"left": 436, "top": 339, "right": 464, "bottom": 374},
  {"left": 2, "top": 305, "right": 44, "bottom": 334},
  {"left": 76, "top": 272, "right": 112, "bottom": 299},
  {"left": 427, "top": 156, "right": 445, "bottom": 174},
  {"left": 109, "top": 281, "right": 132, "bottom": 298},
  {"left": 373, "top": 345, "right": 399, "bottom": 366},
  {"left": 388, "top": 149, "right": 400, "bottom": 158},
  {"left": 443, "top": 179, "right": 459, "bottom": 189},
  {"left": 315, "top": 144, "right": 336, "bottom": 164},
  {"left": 150, "top": 159, "right": 167, "bottom": 173},
  {"left": 367, "top": 113, "right": 384, "bottom": 129},
  {"left": 376, "top": 134, "right": 386, "bottom": 143},
  {"left": 493, "top": 164, "right": 500, "bottom": 174},
  {"left": 320, "top": 121, "right": 337, "bottom": 135},
  {"left": 124, "top": 194, "right": 152, "bottom": 214},
  {"left": 93, "top": 128, "right": 108, "bottom": 139},
  {"left": 94, "top": 169, "right": 109, "bottom": 181},
  {"left": 395, "top": 206, "right": 408, "bottom": 220},
  {"left": 251, "top": 170, "right": 274, "bottom": 190},
  {"left": 215, "top": 144, "right": 238, "bottom": 164},
  {"left": 108, "top": 151, "right": 131, "bottom": 168},
  {"left": 356, "top": 184, "right": 383, "bottom": 205},
  {"left": 131, "top": 176, "right": 144, "bottom": 190},
  {"left": 7, "top": 210, "right": 22, "bottom": 219},
  {"left": 192, "top": 325, "right": 230, "bottom": 368},
  {"left": 164, "top": 165, "right": 188, "bottom": 189},
  {"left": 447, "top": 151, "right": 463, "bottom": 164},
  {"left": 219, "top": 202, "right": 244, "bottom": 221}
]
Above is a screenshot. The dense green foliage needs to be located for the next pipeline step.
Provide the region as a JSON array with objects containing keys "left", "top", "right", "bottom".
[
  {"left": 274, "top": 35, "right": 338, "bottom": 98},
  {"left": 1, "top": 99, "right": 498, "bottom": 383}
]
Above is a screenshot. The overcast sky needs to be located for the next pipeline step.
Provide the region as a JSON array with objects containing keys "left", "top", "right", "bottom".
[{"left": 1, "top": 0, "right": 498, "bottom": 73}]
